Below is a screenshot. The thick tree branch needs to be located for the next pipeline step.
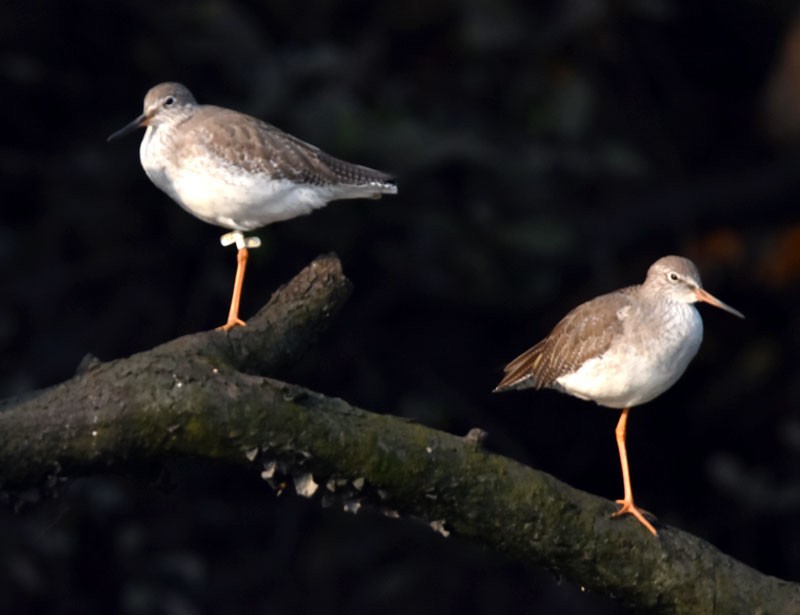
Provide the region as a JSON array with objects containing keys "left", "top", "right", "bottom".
[
  {"left": 0, "top": 253, "right": 352, "bottom": 482},
  {"left": 0, "top": 255, "right": 797, "bottom": 614}
]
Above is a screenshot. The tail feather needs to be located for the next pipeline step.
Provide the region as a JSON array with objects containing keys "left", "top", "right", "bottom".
[
  {"left": 493, "top": 343, "right": 547, "bottom": 392},
  {"left": 319, "top": 151, "right": 397, "bottom": 192}
]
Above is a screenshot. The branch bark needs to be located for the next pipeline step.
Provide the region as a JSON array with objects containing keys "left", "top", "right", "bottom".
[{"left": 0, "top": 255, "right": 797, "bottom": 614}]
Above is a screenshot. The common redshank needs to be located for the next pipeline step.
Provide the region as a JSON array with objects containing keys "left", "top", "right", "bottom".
[
  {"left": 494, "top": 255, "right": 744, "bottom": 535},
  {"left": 108, "top": 82, "right": 397, "bottom": 330}
]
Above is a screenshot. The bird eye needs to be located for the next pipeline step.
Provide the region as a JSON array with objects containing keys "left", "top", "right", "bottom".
[
  {"left": 164, "top": 96, "right": 176, "bottom": 107},
  {"left": 667, "top": 271, "right": 679, "bottom": 282}
]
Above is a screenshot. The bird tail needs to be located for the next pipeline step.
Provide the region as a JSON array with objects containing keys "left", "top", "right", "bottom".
[
  {"left": 319, "top": 151, "right": 398, "bottom": 196},
  {"left": 493, "top": 344, "right": 546, "bottom": 392},
  {"left": 338, "top": 181, "right": 397, "bottom": 201}
]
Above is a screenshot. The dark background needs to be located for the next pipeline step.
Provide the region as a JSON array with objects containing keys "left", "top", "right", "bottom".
[{"left": 2, "top": 1, "right": 800, "bottom": 613}]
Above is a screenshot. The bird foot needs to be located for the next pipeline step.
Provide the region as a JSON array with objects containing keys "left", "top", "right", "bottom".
[
  {"left": 612, "top": 499, "right": 658, "bottom": 536},
  {"left": 217, "top": 318, "right": 247, "bottom": 332}
]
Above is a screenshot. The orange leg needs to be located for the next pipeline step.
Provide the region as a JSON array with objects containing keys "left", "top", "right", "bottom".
[
  {"left": 611, "top": 408, "right": 657, "bottom": 536},
  {"left": 219, "top": 247, "right": 249, "bottom": 331}
]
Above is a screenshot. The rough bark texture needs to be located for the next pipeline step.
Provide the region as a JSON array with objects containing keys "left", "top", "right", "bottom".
[{"left": 0, "top": 255, "right": 797, "bottom": 614}]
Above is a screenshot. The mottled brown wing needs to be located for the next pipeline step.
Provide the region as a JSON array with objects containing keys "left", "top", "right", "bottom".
[
  {"left": 494, "top": 287, "right": 636, "bottom": 392},
  {"left": 184, "top": 106, "right": 395, "bottom": 188}
]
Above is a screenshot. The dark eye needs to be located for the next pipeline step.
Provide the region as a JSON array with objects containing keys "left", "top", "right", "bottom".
[
  {"left": 667, "top": 271, "right": 679, "bottom": 282},
  {"left": 164, "top": 96, "right": 176, "bottom": 107}
]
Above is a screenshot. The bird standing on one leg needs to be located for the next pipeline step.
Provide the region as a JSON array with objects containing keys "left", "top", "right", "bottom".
[
  {"left": 108, "top": 82, "right": 397, "bottom": 330},
  {"left": 494, "top": 256, "right": 744, "bottom": 535}
]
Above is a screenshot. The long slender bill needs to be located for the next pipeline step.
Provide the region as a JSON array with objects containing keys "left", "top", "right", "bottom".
[
  {"left": 695, "top": 288, "right": 745, "bottom": 319},
  {"left": 107, "top": 113, "right": 148, "bottom": 142}
]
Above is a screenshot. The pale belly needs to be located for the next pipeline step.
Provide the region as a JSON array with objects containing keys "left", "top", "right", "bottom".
[
  {"left": 146, "top": 163, "right": 333, "bottom": 231},
  {"left": 138, "top": 124, "right": 393, "bottom": 232},
  {"left": 555, "top": 308, "right": 704, "bottom": 409},
  {"left": 139, "top": 126, "right": 338, "bottom": 231}
]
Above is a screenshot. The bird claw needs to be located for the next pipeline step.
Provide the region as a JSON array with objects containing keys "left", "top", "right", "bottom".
[
  {"left": 217, "top": 318, "right": 247, "bottom": 332},
  {"left": 612, "top": 499, "right": 658, "bottom": 536}
]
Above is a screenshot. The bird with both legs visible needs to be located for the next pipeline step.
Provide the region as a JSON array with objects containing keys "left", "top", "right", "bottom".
[
  {"left": 108, "top": 82, "right": 397, "bottom": 330},
  {"left": 494, "top": 256, "right": 744, "bottom": 536}
]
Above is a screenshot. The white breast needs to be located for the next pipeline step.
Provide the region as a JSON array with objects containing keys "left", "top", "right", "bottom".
[
  {"left": 139, "top": 125, "right": 335, "bottom": 231},
  {"left": 555, "top": 303, "right": 703, "bottom": 409}
]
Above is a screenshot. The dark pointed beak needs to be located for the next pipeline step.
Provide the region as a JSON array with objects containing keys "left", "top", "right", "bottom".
[
  {"left": 695, "top": 288, "right": 745, "bottom": 319},
  {"left": 107, "top": 113, "right": 148, "bottom": 142}
]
